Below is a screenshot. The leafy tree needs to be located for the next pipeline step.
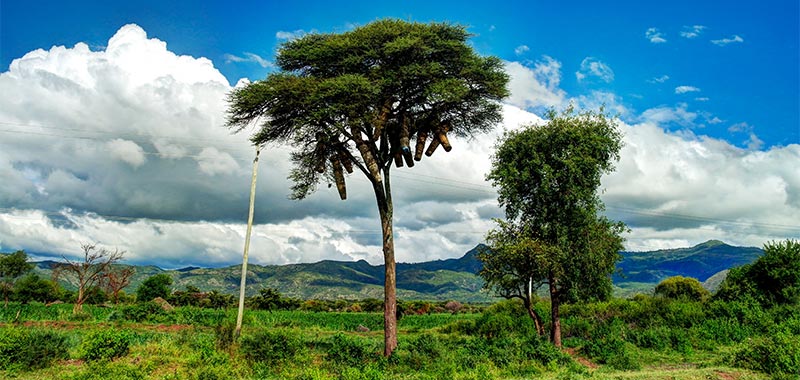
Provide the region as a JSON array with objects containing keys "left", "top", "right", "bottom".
[
  {"left": 250, "top": 288, "right": 290, "bottom": 311},
  {"left": 136, "top": 274, "right": 173, "bottom": 302},
  {"left": 482, "top": 108, "right": 626, "bottom": 347},
  {"left": 226, "top": 19, "right": 508, "bottom": 356},
  {"left": 0, "top": 250, "right": 34, "bottom": 306},
  {"left": 53, "top": 243, "right": 124, "bottom": 314},
  {"left": 13, "top": 273, "right": 59, "bottom": 304},
  {"left": 654, "top": 276, "right": 710, "bottom": 301},
  {"left": 715, "top": 239, "right": 800, "bottom": 306}
]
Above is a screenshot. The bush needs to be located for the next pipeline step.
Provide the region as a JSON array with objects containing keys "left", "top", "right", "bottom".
[
  {"left": 0, "top": 328, "right": 70, "bottom": 370},
  {"left": 326, "top": 333, "right": 375, "bottom": 368},
  {"left": 214, "top": 321, "right": 236, "bottom": 352},
  {"left": 730, "top": 332, "right": 800, "bottom": 375},
  {"left": 110, "top": 301, "right": 166, "bottom": 323},
  {"left": 136, "top": 274, "right": 172, "bottom": 302},
  {"left": 240, "top": 329, "right": 303, "bottom": 364},
  {"left": 521, "top": 335, "right": 572, "bottom": 366},
  {"left": 654, "top": 276, "right": 710, "bottom": 302},
  {"left": 80, "top": 329, "right": 134, "bottom": 361}
]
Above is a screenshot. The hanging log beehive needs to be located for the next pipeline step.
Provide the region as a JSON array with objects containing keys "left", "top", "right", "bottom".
[{"left": 319, "top": 114, "right": 455, "bottom": 201}]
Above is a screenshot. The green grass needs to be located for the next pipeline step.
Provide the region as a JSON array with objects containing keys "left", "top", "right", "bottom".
[{"left": 0, "top": 300, "right": 793, "bottom": 380}]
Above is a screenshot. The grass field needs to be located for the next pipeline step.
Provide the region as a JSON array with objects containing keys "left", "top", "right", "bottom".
[{"left": 0, "top": 299, "right": 792, "bottom": 380}]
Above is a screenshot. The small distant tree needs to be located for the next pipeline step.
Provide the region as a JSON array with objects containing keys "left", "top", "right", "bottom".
[
  {"left": 250, "top": 288, "right": 283, "bottom": 311},
  {"left": 1, "top": 250, "right": 34, "bottom": 306},
  {"left": 654, "top": 276, "right": 710, "bottom": 301},
  {"left": 101, "top": 266, "right": 135, "bottom": 304},
  {"left": 715, "top": 239, "right": 800, "bottom": 306},
  {"left": 13, "top": 274, "right": 57, "bottom": 304},
  {"left": 136, "top": 274, "right": 173, "bottom": 302},
  {"left": 54, "top": 244, "right": 124, "bottom": 314}
]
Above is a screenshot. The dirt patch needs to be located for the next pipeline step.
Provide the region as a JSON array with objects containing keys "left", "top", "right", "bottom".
[
  {"left": 713, "top": 370, "right": 738, "bottom": 380},
  {"left": 564, "top": 347, "right": 599, "bottom": 369}
]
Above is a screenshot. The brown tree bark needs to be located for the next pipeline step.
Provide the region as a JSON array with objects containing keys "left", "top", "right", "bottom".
[
  {"left": 523, "top": 298, "right": 546, "bottom": 336},
  {"left": 373, "top": 167, "right": 398, "bottom": 356}
]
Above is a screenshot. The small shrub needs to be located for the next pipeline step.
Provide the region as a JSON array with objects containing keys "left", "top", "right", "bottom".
[
  {"left": 730, "top": 333, "right": 800, "bottom": 375},
  {"left": 80, "top": 329, "right": 134, "bottom": 361},
  {"left": 522, "top": 335, "right": 573, "bottom": 366},
  {"left": 214, "top": 321, "right": 236, "bottom": 351},
  {"left": 326, "top": 333, "right": 375, "bottom": 368},
  {"left": 476, "top": 312, "right": 515, "bottom": 340},
  {"left": 606, "top": 342, "right": 641, "bottom": 371},
  {"left": 0, "top": 329, "right": 70, "bottom": 370},
  {"left": 240, "top": 329, "right": 303, "bottom": 364}
]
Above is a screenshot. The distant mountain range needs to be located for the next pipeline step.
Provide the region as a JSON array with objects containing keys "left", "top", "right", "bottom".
[{"left": 24, "top": 240, "right": 762, "bottom": 301}]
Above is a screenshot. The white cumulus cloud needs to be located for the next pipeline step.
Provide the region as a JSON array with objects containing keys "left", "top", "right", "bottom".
[
  {"left": 646, "top": 28, "right": 667, "bottom": 43},
  {"left": 576, "top": 57, "right": 614, "bottom": 83},
  {"left": 675, "top": 85, "right": 701, "bottom": 94},
  {"left": 106, "top": 139, "right": 146, "bottom": 168},
  {"left": 0, "top": 25, "right": 797, "bottom": 269},
  {"left": 514, "top": 45, "right": 530, "bottom": 55},
  {"left": 504, "top": 57, "right": 567, "bottom": 110},
  {"left": 712, "top": 35, "right": 744, "bottom": 46},
  {"left": 680, "top": 25, "right": 706, "bottom": 39}
]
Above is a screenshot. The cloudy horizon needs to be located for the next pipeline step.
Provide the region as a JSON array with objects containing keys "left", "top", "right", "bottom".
[{"left": 1, "top": 14, "right": 798, "bottom": 268}]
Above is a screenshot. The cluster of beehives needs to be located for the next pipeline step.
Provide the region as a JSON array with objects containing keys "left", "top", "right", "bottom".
[{"left": 313, "top": 119, "right": 452, "bottom": 200}]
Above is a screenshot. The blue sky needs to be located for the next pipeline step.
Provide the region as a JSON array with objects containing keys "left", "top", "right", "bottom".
[
  {"left": 4, "top": 0, "right": 797, "bottom": 148},
  {"left": 0, "top": 0, "right": 798, "bottom": 267}
]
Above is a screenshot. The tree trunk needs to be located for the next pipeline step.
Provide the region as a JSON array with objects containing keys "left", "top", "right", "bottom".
[
  {"left": 548, "top": 276, "right": 562, "bottom": 347},
  {"left": 74, "top": 286, "right": 84, "bottom": 315},
  {"left": 375, "top": 166, "right": 397, "bottom": 357},
  {"left": 524, "top": 298, "right": 545, "bottom": 336}
]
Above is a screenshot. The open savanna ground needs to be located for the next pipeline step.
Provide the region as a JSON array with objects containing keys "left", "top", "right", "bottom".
[{"left": 1, "top": 296, "right": 796, "bottom": 380}]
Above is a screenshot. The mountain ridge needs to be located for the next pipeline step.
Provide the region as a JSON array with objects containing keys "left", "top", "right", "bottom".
[{"left": 21, "top": 241, "right": 760, "bottom": 301}]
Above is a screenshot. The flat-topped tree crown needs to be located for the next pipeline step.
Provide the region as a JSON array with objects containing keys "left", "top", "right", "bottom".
[
  {"left": 226, "top": 19, "right": 508, "bottom": 200},
  {"left": 226, "top": 19, "right": 508, "bottom": 357}
]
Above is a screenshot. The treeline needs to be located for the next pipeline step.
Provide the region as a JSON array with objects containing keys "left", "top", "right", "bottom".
[{"left": 1, "top": 251, "right": 481, "bottom": 316}]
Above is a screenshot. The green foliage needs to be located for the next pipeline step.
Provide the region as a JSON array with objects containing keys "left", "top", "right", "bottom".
[
  {"left": 0, "top": 328, "right": 70, "bottom": 371},
  {"left": 135, "top": 274, "right": 172, "bottom": 302},
  {"left": 214, "top": 321, "right": 236, "bottom": 351},
  {"left": 80, "top": 329, "right": 134, "bottom": 361},
  {"left": 1, "top": 250, "right": 34, "bottom": 304},
  {"left": 716, "top": 239, "right": 800, "bottom": 306},
  {"left": 654, "top": 276, "right": 710, "bottom": 301},
  {"left": 730, "top": 332, "right": 800, "bottom": 375},
  {"left": 326, "top": 333, "right": 376, "bottom": 368},
  {"left": 110, "top": 301, "right": 167, "bottom": 323},
  {"left": 13, "top": 273, "right": 59, "bottom": 303},
  {"left": 483, "top": 107, "right": 626, "bottom": 346},
  {"left": 240, "top": 329, "right": 304, "bottom": 364},
  {"left": 227, "top": 19, "right": 508, "bottom": 199}
]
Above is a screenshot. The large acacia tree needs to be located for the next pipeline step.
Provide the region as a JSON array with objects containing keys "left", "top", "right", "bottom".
[
  {"left": 481, "top": 108, "right": 626, "bottom": 347},
  {"left": 226, "top": 19, "right": 508, "bottom": 356}
]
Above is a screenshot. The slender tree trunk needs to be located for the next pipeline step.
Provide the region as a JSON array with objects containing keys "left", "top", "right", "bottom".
[
  {"left": 548, "top": 276, "right": 562, "bottom": 347},
  {"left": 74, "top": 286, "right": 84, "bottom": 314},
  {"left": 523, "top": 298, "right": 545, "bottom": 336},
  {"left": 373, "top": 166, "right": 397, "bottom": 357}
]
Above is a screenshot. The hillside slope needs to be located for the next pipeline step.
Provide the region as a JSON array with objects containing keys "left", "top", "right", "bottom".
[{"left": 22, "top": 241, "right": 761, "bottom": 301}]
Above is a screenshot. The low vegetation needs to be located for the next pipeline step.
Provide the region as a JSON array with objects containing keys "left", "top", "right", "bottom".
[
  {"left": 1, "top": 240, "right": 796, "bottom": 379},
  {"left": 0, "top": 291, "right": 796, "bottom": 379}
]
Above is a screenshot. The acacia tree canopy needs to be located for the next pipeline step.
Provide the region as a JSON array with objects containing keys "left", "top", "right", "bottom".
[
  {"left": 482, "top": 107, "right": 626, "bottom": 347},
  {"left": 226, "top": 19, "right": 508, "bottom": 356},
  {"left": 227, "top": 19, "right": 508, "bottom": 199}
]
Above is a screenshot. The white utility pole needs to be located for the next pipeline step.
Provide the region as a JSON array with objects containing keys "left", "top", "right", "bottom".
[{"left": 235, "top": 145, "right": 261, "bottom": 337}]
